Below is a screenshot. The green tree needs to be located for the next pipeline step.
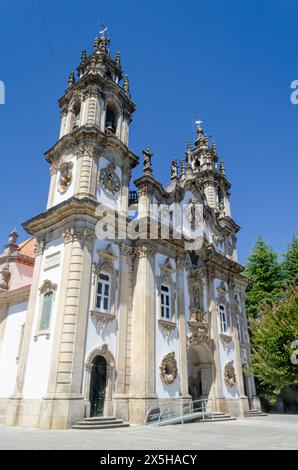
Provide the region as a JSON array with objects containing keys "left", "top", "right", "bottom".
[
  {"left": 282, "top": 236, "right": 298, "bottom": 286},
  {"left": 245, "top": 237, "right": 283, "bottom": 318},
  {"left": 249, "top": 287, "right": 298, "bottom": 401}
]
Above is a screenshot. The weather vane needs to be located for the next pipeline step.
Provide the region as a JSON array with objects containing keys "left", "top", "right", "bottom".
[{"left": 99, "top": 25, "right": 108, "bottom": 38}]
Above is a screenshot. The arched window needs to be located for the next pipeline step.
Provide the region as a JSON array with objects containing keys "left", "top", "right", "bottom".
[
  {"left": 39, "top": 291, "right": 54, "bottom": 331},
  {"left": 161, "top": 285, "right": 171, "bottom": 320},
  {"left": 71, "top": 101, "right": 81, "bottom": 131},
  {"left": 96, "top": 273, "right": 111, "bottom": 312},
  {"left": 219, "top": 304, "right": 228, "bottom": 333},
  {"left": 36, "top": 280, "right": 57, "bottom": 337},
  {"left": 105, "top": 106, "right": 117, "bottom": 132}
]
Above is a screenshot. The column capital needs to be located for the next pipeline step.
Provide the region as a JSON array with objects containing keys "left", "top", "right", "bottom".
[{"left": 134, "top": 245, "right": 156, "bottom": 259}]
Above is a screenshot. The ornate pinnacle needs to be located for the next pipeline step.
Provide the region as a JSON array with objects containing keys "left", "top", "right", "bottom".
[
  {"left": 181, "top": 160, "right": 186, "bottom": 178},
  {"left": 81, "top": 49, "right": 87, "bottom": 63},
  {"left": 186, "top": 142, "right": 191, "bottom": 163},
  {"left": 171, "top": 159, "right": 178, "bottom": 179},
  {"left": 143, "top": 148, "right": 153, "bottom": 174},
  {"left": 211, "top": 142, "right": 217, "bottom": 155},
  {"left": 94, "top": 37, "right": 100, "bottom": 52},
  {"left": 68, "top": 72, "right": 75, "bottom": 89},
  {"left": 219, "top": 161, "right": 225, "bottom": 175},
  {"left": 115, "top": 51, "right": 121, "bottom": 67},
  {"left": 124, "top": 74, "right": 130, "bottom": 94}
]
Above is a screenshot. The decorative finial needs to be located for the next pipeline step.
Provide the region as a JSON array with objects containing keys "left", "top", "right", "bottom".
[
  {"left": 171, "top": 159, "right": 178, "bottom": 179},
  {"left": 68, "top": 72, "right": 75, "bottom": 89},
  {"left": 8, "top": 228, "right": 19, "bottom": 246},
  {"left": 115, "top": 51, "right": 121, "bottom": 67},
  {"left": 81, "top": 49, "right": 87, "bottom": 63},
  {"left": 124, "top": 74, "right": 130, "bottom": 94},
  {"left": 219, "top": 161, "right": 225, "bottom": 175},
  {"left": 99, "top": 25, "right": 108, "bottom": 39},
  {"left": 211, "top": 142, "right": 217, "bottom": 155},
  {"left": 4, "top": 227, "right": 19, "bottom": 255},
  {"left": 143, "top": 148, "right": 153, "bottom": 174}
]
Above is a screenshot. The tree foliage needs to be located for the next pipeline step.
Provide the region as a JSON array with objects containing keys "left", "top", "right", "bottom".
[
  {"left": 282, "top": 236, "right": 298, "bottom": 286},
  {"left": 249, "top": 287, "right": 298, "bottom": 395},
  {"left": 245, "top": 237, "right": 283, "bottom": 319}
]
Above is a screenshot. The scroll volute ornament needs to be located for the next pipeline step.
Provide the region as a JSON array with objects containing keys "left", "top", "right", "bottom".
[
  {"left": 224, "top": 360, "right": 237, "bottom": 388},
  {"left": 160, "top": 352, "right": 178, "bottom": 386},
  {"left": 58, "top": 162, "right": 73, "bottom": 193}
]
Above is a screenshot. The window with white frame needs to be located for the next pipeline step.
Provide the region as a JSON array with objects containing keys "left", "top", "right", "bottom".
[
  {"left": 39, "top": 291, "right": 54, "bottom": 332},
  {"left": 219, "top": 304, "right": 228, "bottom": 333},
  {"left": 161, "top": 285, "right": 171, "bottom": 320},
  {"left": 96, "top": 273, "right": 111, "bottom": 312}
]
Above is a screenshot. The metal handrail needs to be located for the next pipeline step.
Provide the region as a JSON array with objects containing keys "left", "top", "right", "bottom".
[{"left": 146, "top": 399, "right": 214, "bottom": 426}]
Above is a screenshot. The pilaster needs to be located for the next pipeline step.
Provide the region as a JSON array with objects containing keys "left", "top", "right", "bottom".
[
  {"left": 128, "top": 244, "right": 157, "bottom": 424},
  {"left": 38, "top": 227, "right": 94, "bottom": 429},
  {"left": 176, "top": 255, "right": 190, "bottom": 397}
]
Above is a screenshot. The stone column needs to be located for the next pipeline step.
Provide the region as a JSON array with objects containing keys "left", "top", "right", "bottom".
[
  {"left": 207, "top": 266, "right": 224, "bottom": 410},
  {"left": 119, "top": 167, "right": 130, "bottom": 217},
  {"left": 113, "top": 245, "right": 133, "bottom": 421},
  {"left": 176, "top": 255, "right": 190, "bottom": 398},
  {"left": 228, "top": 279, "right": 248, "bottom": 417},
  {"left": 128, "top": 245, "right": 157, "bottom": 424},
  {"left": 39, "top": 228, "right": 94, "bottom": 429},
  {"left": 59, "top": 108, "right": 68, "bottom": 139},
  {"left": 6, "top": 241, "right": 45, "bottom": 426},
  {"left": 87, "top": 89, "right": 99, "bottom": 126},
  {"left": 240, "top": 289, "right": 260, "bottom": 410},
  {"left": 75, "top": 145, "right": 95, "bottom": 199}
]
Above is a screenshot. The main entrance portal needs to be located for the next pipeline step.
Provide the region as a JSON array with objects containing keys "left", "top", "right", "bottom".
[
  {"left": 89, "top": 355, "right": 107, "bottom": 417},
  {"left": 187, "top": 344, "right": 214, "bottom": 402}
]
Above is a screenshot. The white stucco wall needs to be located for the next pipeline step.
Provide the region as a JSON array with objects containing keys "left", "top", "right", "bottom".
[
  {"left": 23, "top": 238, "right": 64, "bottom": 399},
  {"left": 84, "top": 240, "right": 120, "bottom": 378},
  {"left": 0, "top": 301, "right": 27, "bottom": 397}
]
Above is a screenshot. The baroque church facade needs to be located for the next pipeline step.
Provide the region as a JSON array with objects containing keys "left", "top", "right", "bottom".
[{"left": 0, "top": 35, "right": 260, "bottom": 429}]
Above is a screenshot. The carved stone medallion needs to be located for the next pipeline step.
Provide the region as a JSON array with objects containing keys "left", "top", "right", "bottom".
[
  {"left": 224, "top": 360, "right": 237, "bottom": 388},
  {"left": 99, "top": 163, "right": 120, "bottom": 195},
  {"left": 58, "top": 162, "right": 73, "bottom": 193},
  {"left": 160, "top": 352, "right": 178, "bottom": 386}
]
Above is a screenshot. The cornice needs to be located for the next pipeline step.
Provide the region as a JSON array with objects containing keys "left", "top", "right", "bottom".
[
  {"left": 205, "top": 243, "right": 245, "bottom": 275},
  {"left": 0, "top": 285, "right": 31, "bottom": 306},
  {"left": 44, "top": 125, "right": 139, "bottom": 168}
]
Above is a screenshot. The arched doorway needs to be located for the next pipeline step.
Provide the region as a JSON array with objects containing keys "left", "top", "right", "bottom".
[
  {"left": 187, "top": 344, "right": 215, "bottom": 403},
  {"left": 85, "top": 344, "right": 116, "bottom": 418},
  {"left": 89, "top": 355, "right": 107, "bottom": 417}
]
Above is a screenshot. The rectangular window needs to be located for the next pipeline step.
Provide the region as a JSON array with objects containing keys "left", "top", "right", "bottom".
[
  {"left": 219, "top": 304, "right": 227, "bottom": 333},
  {"left": 39, "top": 291, "right": 53, "bottom": 331},
  {"left": 161, "top": 285, "right": 170, "bottom": 320},
  {"left": 96, "top": 273, "right": 110, "bottom": 312}
]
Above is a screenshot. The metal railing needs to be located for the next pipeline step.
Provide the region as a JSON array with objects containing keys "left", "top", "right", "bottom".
[{"left": 146, "top": 399, "right": 215, "bottom": 426}]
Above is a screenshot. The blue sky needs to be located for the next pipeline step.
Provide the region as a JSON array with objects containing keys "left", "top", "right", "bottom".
[{"left": 0, "top": 0, "right": 297, "bottom": 264}]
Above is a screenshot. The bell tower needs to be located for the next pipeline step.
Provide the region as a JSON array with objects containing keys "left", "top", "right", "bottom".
[
  {"left": 6, "top": 34, "right": 138, "bottom": 430},
  {"left": 46, "top": 34, "right": 138, "bottom": 214}
]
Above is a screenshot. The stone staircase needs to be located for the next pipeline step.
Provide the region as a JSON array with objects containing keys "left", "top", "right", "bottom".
[
  {"left": 248, "top": 409, "right": 267, "bottom": 417},
  {"left": 72, "top": 416, "right": 129, "bottom": 430}
]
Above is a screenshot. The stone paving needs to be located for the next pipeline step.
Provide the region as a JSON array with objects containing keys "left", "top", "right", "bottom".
[{"left": 0, "top": 414, "right": 297, "bottom": 450}]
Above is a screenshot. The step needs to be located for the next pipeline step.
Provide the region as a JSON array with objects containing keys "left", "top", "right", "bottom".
[
  {"left": 82, "top": 416, "right": 117, "bottom": 423},
  {"left": 72, "top": 422, "right": 130, "bottom": 430},
  {"left": 75, "top": 418, "right": 124, "bottom": 426},
  {"left": 248, "top": 411, "right": 267, "bottom": 417},
  {"left": 203, "top": 417, "right": 237, "bottom": 422}
]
